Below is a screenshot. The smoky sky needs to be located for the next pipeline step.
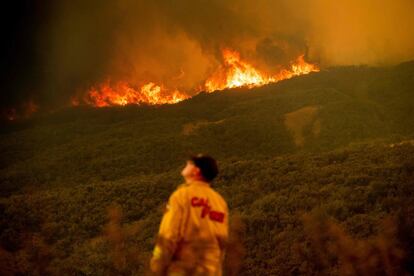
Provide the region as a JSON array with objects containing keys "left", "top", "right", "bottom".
[{"left": 2, "top": 0, "right": 414, "bottom": 111}]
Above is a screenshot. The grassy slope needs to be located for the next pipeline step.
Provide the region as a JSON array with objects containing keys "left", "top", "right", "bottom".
[{"left": 0, "top": 62, "right": 413, "bottom": 274}]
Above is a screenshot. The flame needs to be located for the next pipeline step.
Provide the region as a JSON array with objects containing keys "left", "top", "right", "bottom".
[
  {"left": 75, "top": 48, "right": 318, "bottom": 108},
  {"left": 274, "top": 55, "right": 320, "bottom": 81},
  {"left": 204, "top": 49, "right": 319, "bottom": 92},
  {"left": 79, "top": 80, "right": 189, "bottom": 107},
  {"left": 204, "top": 49, "right": 268, "bottom": 92}
]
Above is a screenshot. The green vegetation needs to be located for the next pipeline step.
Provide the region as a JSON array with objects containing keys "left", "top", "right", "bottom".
[{"left": 1, "top": 62, "right": 413, "bottom": 275}]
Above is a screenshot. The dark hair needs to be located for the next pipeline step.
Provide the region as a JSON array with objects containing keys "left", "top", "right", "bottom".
[{"left": 190, "top": 154, "right": 219, "bottom": 182}]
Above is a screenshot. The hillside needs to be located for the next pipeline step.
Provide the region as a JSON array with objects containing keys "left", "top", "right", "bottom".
[{"left": 0, "top": 62, "right": 414, "bottom": 275}]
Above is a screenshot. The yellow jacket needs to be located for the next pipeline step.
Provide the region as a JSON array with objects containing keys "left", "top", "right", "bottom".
[{"left": 151, "top": 180, "right": 229, "bottom": 275}]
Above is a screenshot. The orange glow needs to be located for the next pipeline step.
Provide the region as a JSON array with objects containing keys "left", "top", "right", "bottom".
[
  {"left": 204, "top": 49, "right": 319, "bottom": 92},
  {"left": 71, "top": 96, "right": 80, "bottom": 107},
  {"left": 2, "top": 100, "right": 38, "bottom": 121},
  {"left": 80, "top": 80, "right": 189, "bottom": 107},
  {"left": 24, "top": 100, "right": 39, "bottom": 116},
  {"left": 4, "top": 109, "right": 17, "bottom": 121}
]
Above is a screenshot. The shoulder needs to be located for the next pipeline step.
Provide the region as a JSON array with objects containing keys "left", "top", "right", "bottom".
[
  {"left": 172, "top": 183, "right": 190, "bottom": 196},
  {"left": 210, "top": 187, "right": 228, "bottom": 209},
  {"left": 169, "top": 183, "right": 190, "bottom": 205}
]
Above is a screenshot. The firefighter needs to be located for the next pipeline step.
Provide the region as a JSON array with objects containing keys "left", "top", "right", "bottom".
[{"left": 150, "top": 154, "right": 229, "bottom": 276}]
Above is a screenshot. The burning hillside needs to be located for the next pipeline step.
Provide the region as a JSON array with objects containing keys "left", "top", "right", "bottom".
[
  {"left": 2, "top": 48, "right": 318, "bottom": 121},
  {"left": 71, "top": 49, "right": 319, "bottom": 107},
  {"left": 72, "top": 81, "right": 188, "bottom": 107}
]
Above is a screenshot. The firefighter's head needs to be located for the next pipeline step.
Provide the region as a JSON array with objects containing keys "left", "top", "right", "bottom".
[{"left": 181, "top": 154, "right": 218, "bottom": 183}]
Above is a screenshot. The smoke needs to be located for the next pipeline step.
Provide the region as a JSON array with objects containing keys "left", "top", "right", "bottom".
[
  {"left": 306, "top": 0, "right": 414, "bottom": 66},
  {"left": 2, "top": 0, "right": 414, "bottom": 110}
]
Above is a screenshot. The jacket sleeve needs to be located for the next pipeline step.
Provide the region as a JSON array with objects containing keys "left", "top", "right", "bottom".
[
  {"left": 150, "top": 190, "right": 185, "bottom": 274},
  {"left": 219, "top": 203, "right": 229, "bottom": 252}
]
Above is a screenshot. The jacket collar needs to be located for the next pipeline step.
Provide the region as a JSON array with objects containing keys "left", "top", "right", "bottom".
[{"left": 188, "top": 180, "right": 210, "bottom": 186}]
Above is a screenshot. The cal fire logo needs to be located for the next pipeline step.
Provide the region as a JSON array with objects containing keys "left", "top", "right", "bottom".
[{"left": 191, "top": 197, "right": 225, "bottom": 223}]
